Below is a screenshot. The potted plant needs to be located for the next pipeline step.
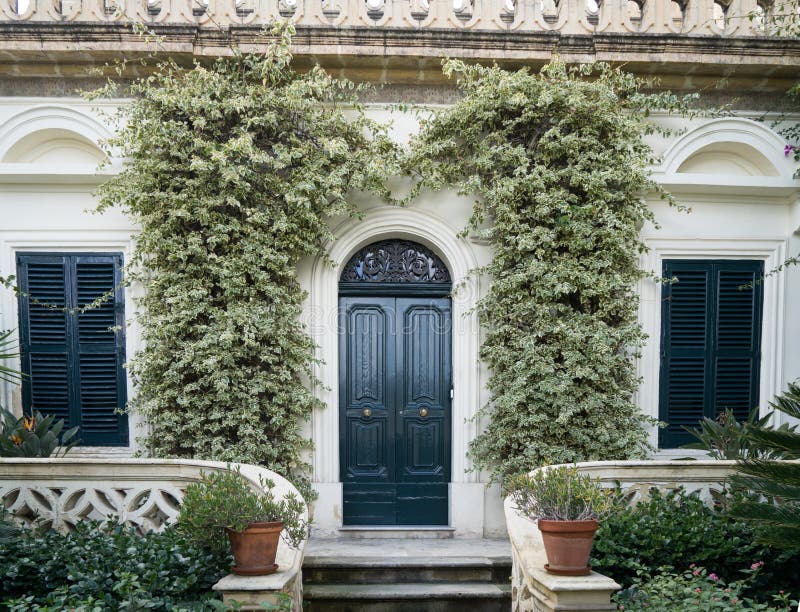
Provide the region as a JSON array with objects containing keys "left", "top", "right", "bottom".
[
  {"left": 177, "top": 467, "right": 307, "bottom": 576},
  {"left": 507, "top": 465, "right": 612, "bottom": 576}
]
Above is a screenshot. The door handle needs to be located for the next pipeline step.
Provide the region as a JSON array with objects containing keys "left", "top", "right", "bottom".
[
  {"left": 419, "top": 407, "right": 429, "bottom": 418},
  {"left": 362, "top": 407, "right": 372, "bottom": 418}
]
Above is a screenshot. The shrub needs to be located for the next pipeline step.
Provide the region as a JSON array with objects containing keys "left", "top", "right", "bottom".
[
  {"left": 613, "top": 565, "right": 798, "bottom": 611},
  {"left": 0, "top": 409, "right": 78, "bottom": 457},
  {"left": 507, "top": 466, "right": 614, "bottom": 521},
  {"left": 92, "top": 24, "right": 398, "bottom": 501},
  {"left": 403, "top": 60, "right": 698, "bottom": 482},
  {"left": 0, "top": 521, "right": 230, "bottom": 610},
  {"left": 591, "top": 487, "right": 800, "bottom": 598},
  {"left": 177, "top": 468, "right": 307, "bottom": 553}
]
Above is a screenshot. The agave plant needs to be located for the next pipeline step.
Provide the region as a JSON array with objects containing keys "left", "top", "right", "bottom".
[
  {"left": 0, "top": 408, "right": 79, "bottom": 457},
  {"left": 682, "top": 406, "right": 796, "bottom": 460}
]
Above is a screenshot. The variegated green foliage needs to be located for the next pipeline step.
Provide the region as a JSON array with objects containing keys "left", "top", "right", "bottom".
[
  {"left": 405, "top": 60, "right": 692, "bottom": 482},
  {"left": 93, "top": 25, "right": 398, "bottom": 500}
]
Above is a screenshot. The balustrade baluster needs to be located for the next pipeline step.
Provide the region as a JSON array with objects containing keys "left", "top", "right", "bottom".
[
  {"left": 684, "top": 0, "right": 717, "bottom": 33},
  {"left": 0, "top": 0, "right": 787, "bottom": 37}
]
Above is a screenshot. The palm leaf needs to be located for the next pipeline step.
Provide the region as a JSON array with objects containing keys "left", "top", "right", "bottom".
[
  {"left": 744, "top": 428, "right": 800, "bottom": 458},
  {"left": 727, "top": 382, "right": 800, "bottom": 551},
  {"left": 769, "top": 381, "right": 800, "bottom": 420},
  {"left": 0, "top": 329, "right": 22, "bottom": 384}
]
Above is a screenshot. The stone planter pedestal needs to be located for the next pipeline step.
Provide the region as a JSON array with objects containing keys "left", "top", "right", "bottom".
[{"left": 504, "top": 498, "right": 619, "bottom": 611}]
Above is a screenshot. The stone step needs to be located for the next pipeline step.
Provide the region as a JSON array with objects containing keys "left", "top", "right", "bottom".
[
  {"left": 335, "top": 527, "right": 456, "bottom": 539},
  {"left": 303, "top": 555, "right": 511, "bottom": 585},
  {"left": 303, "top": 582, "right": 512, "bottom": 612}
]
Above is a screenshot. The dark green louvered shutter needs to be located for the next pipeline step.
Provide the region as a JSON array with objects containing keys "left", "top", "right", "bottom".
[
  {"left": 658, "top": 260, "right": 764, "bottom": 448},
  {"left": 17, "top": 253, "right": 128, "bottom": 446}
]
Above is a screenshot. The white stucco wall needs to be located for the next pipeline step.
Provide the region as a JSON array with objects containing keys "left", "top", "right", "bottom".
[{"left": 0, "top": 99, "right": 798, "bottom": 536}]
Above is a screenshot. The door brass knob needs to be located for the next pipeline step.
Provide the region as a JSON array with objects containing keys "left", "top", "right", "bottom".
[
  {"left": 419, "top": 407, "right": 428, "bottom": 417},
  {"left": 362, "top": 407, "right": 372, "bottom": 418}
]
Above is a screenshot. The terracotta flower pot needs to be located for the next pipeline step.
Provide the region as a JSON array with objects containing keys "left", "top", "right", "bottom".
[
  {"left": 538, "top": 519, "right": 599, "bottom": 576},
  {"left": 226, "top": 521, "right": 283, "bottom": 576}
]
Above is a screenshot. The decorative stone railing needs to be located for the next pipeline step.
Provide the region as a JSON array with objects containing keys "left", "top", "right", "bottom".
[
  {"left": 0, "top": 0, "right": 791, "bottom": 37},
  {"left": 504, "top": 460, "right": 737, "bottom": 612},
  {"left": 0, "top": 458, "right": 308, "bottom": 611}
]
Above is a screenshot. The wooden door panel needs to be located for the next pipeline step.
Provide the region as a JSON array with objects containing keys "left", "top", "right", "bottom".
[
  {"left": 402, "top": 418, "right": 445, "bottom": 477},
  {"left": 397, "top": 483, "right": 448, "bottom": 526},
  {"left": 342, "top": 483, "right": 397, "bottom": 526},
  {"left": 347, "top": 306, "right": 388, "bottom": 408},
  {"left": 340, "top": 298, "right": 394, "bottom": 484},
  {"left": 405, "top": 306, "right": 441, "bottom": 404},
  {"left": 396, "top": 298, "right": 450, "bottom": 486}
]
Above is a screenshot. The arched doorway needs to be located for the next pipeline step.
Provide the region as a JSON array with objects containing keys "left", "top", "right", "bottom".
[{"left": 338, "top": 239, "right": 452, "bottom": 526}]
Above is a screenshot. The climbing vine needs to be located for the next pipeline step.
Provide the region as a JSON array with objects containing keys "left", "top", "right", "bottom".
[
  {"left": 94, "top": 25, "right": 398, "bottom": 499},
  {"left": 405, "top": 60, "right": 692, "bottom": 483}
]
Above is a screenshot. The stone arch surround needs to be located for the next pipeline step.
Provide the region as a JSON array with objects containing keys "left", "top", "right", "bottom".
[
  {"left": 0, "top": 104, "right": 112, "bottom": 162},
  {"left": 308, "top": 206, "right": 488, "bottom": 535}
]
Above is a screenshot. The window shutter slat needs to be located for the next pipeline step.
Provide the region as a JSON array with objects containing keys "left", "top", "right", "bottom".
[
  {"left": 26, "top": 262, "right": 67, "bottom": 344},
  {"left": 76, "top": 262, "right": 116, "bottom": 344},
  {"left": 717, "top": 270, "right": 758, "bottom": 351},
  {"left": 29, "top": 353, "right": 70, "bottom": 423},
  {"left": 667, "top": 269, "right": 708, "bottom": 350},
  {"left": 665, "top": 357, "right": 707, "bottom": 428},
  {"left": 79, "top": 354, "right": 121, "bottom": 436},
  {"left": 714, "top": 357, "right": 756, "bottom": 422}
]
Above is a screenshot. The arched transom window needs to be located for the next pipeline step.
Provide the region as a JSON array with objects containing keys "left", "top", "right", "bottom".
[{"left": 340, "top": 239, "right": 451, "bottom": 285}]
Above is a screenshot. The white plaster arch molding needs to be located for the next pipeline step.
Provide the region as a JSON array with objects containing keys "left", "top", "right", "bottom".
[
  {"left": 308, "top": 205, "right": 482, "bottom": 486},
  {"left": 655, "top": 117, "right": 799, "bottom": 195},
  {"left": 0, "top": 105, "right": 116, "bottom": 183}
]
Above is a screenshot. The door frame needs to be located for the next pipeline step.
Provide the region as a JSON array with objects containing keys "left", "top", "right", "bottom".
[{"left": 307, "top": 210, "right": 486, "bottom": 535}]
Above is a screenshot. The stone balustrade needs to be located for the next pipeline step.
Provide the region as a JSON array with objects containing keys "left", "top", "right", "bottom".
[
  {"left": 0, "top": 0, "right": 797, "bottom": 89},
  {"left": 0, "top": 0, "right": 791, "bottom": 37},
  {"left": 505, "top": 460, "right": 738, "bottom": 612},
  {"left": 0, "top": 458, "right": 308, "bottom": 611}
]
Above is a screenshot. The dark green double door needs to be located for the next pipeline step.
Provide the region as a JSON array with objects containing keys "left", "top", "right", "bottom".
[{"left": 339, "top": 296, "right": 451, "bottom": 526}]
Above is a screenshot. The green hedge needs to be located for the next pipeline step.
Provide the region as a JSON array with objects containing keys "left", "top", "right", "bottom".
[
  {"left": 592, "top": 487, "right": 800, "bottom": 601},
  {"left": 0, "top": 522, "right": 230, "bottom": 610}
]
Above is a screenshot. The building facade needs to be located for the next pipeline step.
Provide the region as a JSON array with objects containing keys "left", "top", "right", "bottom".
[{"left": 1, "top": 0, "right": 799, "bottom": 537}]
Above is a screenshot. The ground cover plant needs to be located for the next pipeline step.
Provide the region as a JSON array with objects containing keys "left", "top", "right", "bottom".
[
  {"left": 613, "top": 565, "right": 797, "bottom": 611},
  {"left": 591, "top": 487, "right": 800, "bottom": 604},
  {"left": 92, "top": 24, "right": 398, "bottom": 500},
  {"left": 405, "top": 60, "right": 695, "bottom": 481},
  {"left": 0, "top": 520, "right": 231, "bottom": 610}
]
